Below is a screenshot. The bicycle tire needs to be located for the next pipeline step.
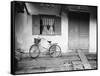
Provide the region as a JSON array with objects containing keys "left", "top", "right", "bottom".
[
  {"left": 29, "top": 45, "right": 40, "bottom": 59},
  {"left": 49, "top": 44, "right": 61, "bottom": 57}
]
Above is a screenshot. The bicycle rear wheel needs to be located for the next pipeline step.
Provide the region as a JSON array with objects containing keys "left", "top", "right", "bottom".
[
  {"left": 29, "top": 45, "right": 40, "bottom": 59},
  {"left": 49, "top": 44, "right": 61, "bottom": 57}
]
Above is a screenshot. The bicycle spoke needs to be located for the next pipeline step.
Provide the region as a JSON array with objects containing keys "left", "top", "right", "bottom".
[{"left": 49, "top": 45, "right": 61, "bottom": 57}]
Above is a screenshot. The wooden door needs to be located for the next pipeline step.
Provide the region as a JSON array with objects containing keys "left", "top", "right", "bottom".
[
  {"left": 68, "top": 12, "right": 89, "bottom": 50},
  {"left": 79, "top": 13, "right": 89, "bottom": 49},
  {"left": 68, "top": 12, "right": 80, "bottom": 49}
]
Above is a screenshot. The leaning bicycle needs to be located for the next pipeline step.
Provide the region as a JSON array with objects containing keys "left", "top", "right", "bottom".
[{"left": 29, "top": 37, "right": 62, "bottom": 59}]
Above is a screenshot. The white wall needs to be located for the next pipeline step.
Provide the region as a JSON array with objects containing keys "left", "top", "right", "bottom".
[
  {"left": 15, "top": 12, "right": 33, "bottom": 52},
  {"left": 33, "top": 12, "right": 68, "bottom": 53},
  {"left": 89, "top": 8, "right": 97, "bottom": 53},
  {"left": 15, "top": 10, "right": 69, "bottom": 53}
]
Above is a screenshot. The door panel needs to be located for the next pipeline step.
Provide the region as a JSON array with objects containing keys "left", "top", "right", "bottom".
[
  {"left": 79, "top": 13, "right": 89, "bottom": 49},
  {"left": 68, "top": 12, "right": 79, "bottom": 49},
  {"left": 68, "top": 12, "right": 89, "bottom": 50}
]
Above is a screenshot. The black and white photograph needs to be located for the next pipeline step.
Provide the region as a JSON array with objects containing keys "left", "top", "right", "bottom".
[{"left": 11, "top": 1, "right": 98, "bottom": 75}]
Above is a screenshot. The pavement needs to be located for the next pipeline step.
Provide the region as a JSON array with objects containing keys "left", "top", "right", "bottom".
[{"left": 15, "top": 52, "right": 97, "bottom": 74}]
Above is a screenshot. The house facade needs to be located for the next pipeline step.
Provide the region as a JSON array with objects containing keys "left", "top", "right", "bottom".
[{"left": 15, "top": 2, "right": 97, "bottom": 54}]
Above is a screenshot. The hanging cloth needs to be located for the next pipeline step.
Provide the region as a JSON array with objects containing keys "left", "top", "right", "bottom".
[{"left": 48, "top": 18, "right": 54, "bottom": 34}]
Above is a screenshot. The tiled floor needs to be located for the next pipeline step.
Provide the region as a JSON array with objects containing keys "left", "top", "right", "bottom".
[{"left": 15, "top": 52, "right": 97, "bottom": 74}]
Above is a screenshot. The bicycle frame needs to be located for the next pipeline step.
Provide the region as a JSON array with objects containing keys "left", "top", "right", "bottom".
[{"left": 36, "top": 38, "right": 58, "bottom": 52}]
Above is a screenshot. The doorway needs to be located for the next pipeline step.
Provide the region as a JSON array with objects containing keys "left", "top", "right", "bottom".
[{"left": 68, "top": 12, "right": 90, "bottom": 51}]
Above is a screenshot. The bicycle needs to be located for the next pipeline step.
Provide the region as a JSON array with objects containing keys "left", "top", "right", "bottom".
[{"left": 29, "top": 37, "right": 62, "bottom": 59}]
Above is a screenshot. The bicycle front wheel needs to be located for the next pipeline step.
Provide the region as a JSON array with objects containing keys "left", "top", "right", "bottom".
[
  {"left": 49, "top": 44, "right": 61, "bottom": 57},
  {"left": 29, "top": 45, "right": 40, "bottom": 59}
]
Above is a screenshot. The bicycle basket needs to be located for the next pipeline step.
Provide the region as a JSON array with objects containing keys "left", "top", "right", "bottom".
[{"left": 34, "top": 38, "right": 41, "bottom": 44}]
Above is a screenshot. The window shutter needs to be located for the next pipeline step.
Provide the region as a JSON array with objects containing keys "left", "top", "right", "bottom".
[
  {"left": 32, "top": 15, "right": 40, "bottom": 35},
  {"left": 55, "top": 16, "right": 61, "bottom": 35}
]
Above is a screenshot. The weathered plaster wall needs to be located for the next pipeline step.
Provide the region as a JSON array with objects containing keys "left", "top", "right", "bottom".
[{"left": 15, "top": 6, "right": 69, "bottom": 53}]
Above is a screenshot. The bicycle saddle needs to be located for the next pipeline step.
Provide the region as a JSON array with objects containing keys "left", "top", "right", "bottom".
[
  {"left": 48, "top": 41, "right": 51, "bottom": 43},
  {"left": 34, "top": 38, "right": 41, "bottom": 44}
]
